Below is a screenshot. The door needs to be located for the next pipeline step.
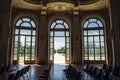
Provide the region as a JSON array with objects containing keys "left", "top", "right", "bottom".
[{"left": 48, "top": 19, "right": 71, "bottom": 64}]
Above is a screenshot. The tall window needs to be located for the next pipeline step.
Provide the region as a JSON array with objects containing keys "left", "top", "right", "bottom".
[
  {"left": 83, "top": 17, "right": 106, "bottom": 61},
  {"left": 13, "top": 17, "right": 36, "bottom": 63},
  {"left": 48, "top": 19, "right": 71, "bottom": 63}
]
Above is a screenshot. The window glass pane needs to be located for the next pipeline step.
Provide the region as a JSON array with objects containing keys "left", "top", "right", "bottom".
[
  {"left": 67, "top": 43, "right": 69, "bottom": 48},
  {"left": 84, "top": 21, "right": 89, "bottom": 28},
  {"left": 15, "top": 29, "right": 19, "bottom": 34},
  {"left": 101, "top": 42, "right": 104, "bottom": 46},
  {"left": 89, "top": 53, "right": 94, "bottom": 60},
  {"left": 84, "top": 37, "right": 87, "bottom": 42},
  {"left": 50, "top": 43, "right": 53, "bottom": 48},
  {"left": 50, "top": 32, "right": 53, "bottom": 36},
  {"left": 66, "top": 37, "right": 69, "bottom": 42},
  {"left": 50, "top": 49, "right": 53, "bottom": 60},
  {"left": 95, "top": 49, "right": 100, "bottom": 60},
  {"left": 66, "top": 55, "right": 69, "bottom": 60},
  {"left": 51, "top": 22, "right": 56, "bottom": 28},
  {"left": 84, "top": 49, "right": 88, "bottom": 60},
  {"left": 16, "top": 19, "right": 22, "bottom": 26},
  {"left": 30, "top": 20, "right": 36, "bottom": 27},
  {"left": 26, "top": 37, "right": 31, "bottom": 42},
  {"left": 89, "top": 19, "right": 97, "bottom": 22},
  {"left": 56, "top": 20, "right": 63, "bottom": 24},
  {"left": 15, "top": 36, "right": 18, "bottom": 41},
  {"left": 50, "top": 37, "right": 53, "bottom": 42},
  {"left": 88, "top": 30, "right": 99, "bottom": 35},
  {"left": 100, "top": 36, "right": 104, "bottom": 41},
  {"left": 63, "top": 22, "right": 69, "bottom": 28},
  {"left": 55, "top": 31, "right": 64, "bottom": 36},
  {"left": 100, "top": 30, "right": 104, "bottom": 35},
  {"left": 14, "top": 42, "right": 18, "bottom": 47},
  {"left": 20, "top": 30, "right": 31, "bottom": 35},
  {"left": 66, "top": 32, "right": 69, "bottom": 36},
  {"left": 55, "top": 24, "right": 64, "bottom": 28},
  {"left": 32, "top": 37, "right": 35, "bottom": 42},
  {"left": 97, "top": 20, "right": 103, "bottom": 27},
  {"left": 88, "top": 23, "right": 98, "bottom": 28},
  {"left": 14, "top": 48, "right": 18, "bottom": 53},
  {"left": 21, "top": 22, "right": 31, "bottom": 27},
  {"left": 22, "top": 18, "right": 30, "bottom": 22},
  {"left": 84, "top": 43, "right": 87, "bottom": 49},
  {"left": 32, "top": 30, "right": 36, "bottom": 35},
  {"left": 94, "top": 36, "right": 99, "bottom": 42},
  {"left": 88, "top": 37, "right": 93, "bottom": 43},
  {"left": 95, "top": 42, "right": 100, "bottom": 48},
  {"left": 20, "top": 36, "right": 25, "bottom": 46},
  {"left": 84, "top": 31, "right": 87, "bottom": 35},
  {"left": 32, "top": 43, "right": 35, "bottom": 49}
]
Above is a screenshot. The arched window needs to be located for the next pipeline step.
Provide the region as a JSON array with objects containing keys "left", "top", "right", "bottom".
[
  {"left": 13, "top": 17, "right": 36, "bottom": 64},
  {"left": 83, "top": 17, "right": 106, "bottom": 61},
  {"left": 48, "top": 19, "right": 71, "bottom": 64}
]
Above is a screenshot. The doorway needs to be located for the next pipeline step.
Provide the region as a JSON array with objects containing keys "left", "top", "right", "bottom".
[
  {"left": 54, "top": 37, "right": 65, "bottom": 64},
  {"left": 48, "top": 19, "right": 71, "bottom": 64}
]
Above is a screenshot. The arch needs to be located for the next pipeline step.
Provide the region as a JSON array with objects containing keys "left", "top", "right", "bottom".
[{"left": 48, "top": 15, "right": 72, "bottom": 30}]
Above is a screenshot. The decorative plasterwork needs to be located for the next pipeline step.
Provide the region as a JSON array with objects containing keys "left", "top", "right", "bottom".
[
  {"left": 12, "top": 0, "right": 109, "bottom": 11},
  {"left": 12, "top": 0, "right": 42, "bottom": 10},
  {"left": 47, "top": 2, "right": 74, "bottom": 11}
]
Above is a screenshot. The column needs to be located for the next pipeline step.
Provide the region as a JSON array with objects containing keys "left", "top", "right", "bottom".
[
  {"left": 72, "top": 11, "right": 83, "bottom": 64},
  {"left": 109, "top": 0, "right": 120, "bottom": 66},
  {"left": 0, "top": 0, "right": 12, "bottom": 66},
  {"left": 38, "top": 11, "right": 48, "bottom": 64}
]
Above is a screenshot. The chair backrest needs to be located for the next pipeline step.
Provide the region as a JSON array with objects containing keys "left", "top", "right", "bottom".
[
  {"left": 14, "top": 70, "right": 21, "bottom": 80},
  {"left": 8, "top": 73, "right": 16, "bottom": 80}
]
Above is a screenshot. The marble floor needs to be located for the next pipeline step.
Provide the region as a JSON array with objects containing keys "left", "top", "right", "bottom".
[
  {"left": 50, "top": 53, "right": 66, "bottom": 80},
  {"left": 50, "top": 64, "right": 66, "bottom": 80}
]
